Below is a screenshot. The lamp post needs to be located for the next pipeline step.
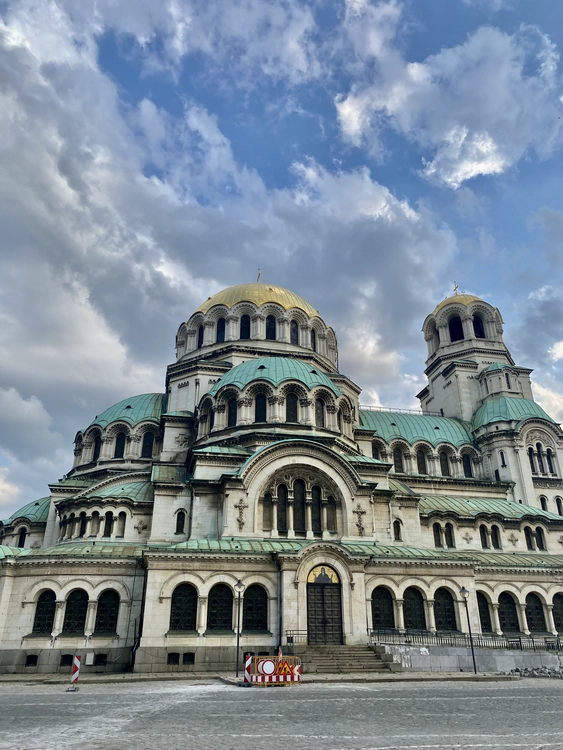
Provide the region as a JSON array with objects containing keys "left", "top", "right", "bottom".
[
  {"left": 234, "top": 579, "right": 245, "bottom": 678},
  {"left": 460, "top": 586, "right": 477, "bottom": 675}
]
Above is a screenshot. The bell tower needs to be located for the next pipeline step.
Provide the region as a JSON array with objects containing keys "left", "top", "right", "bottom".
[{"left": 416, "top": 291, "right": 533, "bottom": 421}]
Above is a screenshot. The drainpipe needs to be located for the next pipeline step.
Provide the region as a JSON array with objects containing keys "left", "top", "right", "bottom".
[
  {"left": 272, "top": 553, "right": 282, "bottom": 651},
  {"left": 131, "top": 552, "right": 149, "bottom": 669}
]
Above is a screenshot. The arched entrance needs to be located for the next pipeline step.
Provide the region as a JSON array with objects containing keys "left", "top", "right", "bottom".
[{"left": 307, "top": 565, "right": 343, "bottom": 645}]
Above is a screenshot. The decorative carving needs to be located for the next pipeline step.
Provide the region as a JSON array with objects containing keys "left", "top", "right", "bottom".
[
  {"left": 234, "top": 498, "right": 249, "bottom": 530},
  {"left": 237, "top": 398, "right": 252, "bottom": 408},
  {"left": 508, "top": 533, "right": 518, "bottom": 546},
  {"left": 134, "top": 521, "right": 148, "bottom": 534},
  {"left": 462, "top": 532, "right": 473, "bottom": 544},
  {"left": 353, "top": 503, "right": 366, "bottom": 536},
  {"left": 175, "top": 434, "right": 189, "bottom": 448}
]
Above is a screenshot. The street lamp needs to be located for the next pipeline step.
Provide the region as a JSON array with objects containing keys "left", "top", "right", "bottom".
[
  {"left": 234, "top": 579, "right": 246, "bottom": 678},
  {"left": 460, "top": 586, "right": 477, "bottom": 675}
]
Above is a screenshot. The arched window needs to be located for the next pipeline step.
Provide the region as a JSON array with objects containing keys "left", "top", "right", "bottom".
[
  {"left": 216, "top": 317, "right": 225, "bottom": 343},
  {"left": 94, "top": 590, "right": 120, "bottom": 634},
  {"left": 255, "top": 394, "right": 267, "bottom": 422},
  {"left": 477, "top": 593, "right": 493, "bottom": 633},
  {"left": 416, "top": 450, "right": 427, "bottom": 475},
  {"left": 556, "top": 497, "right": 563, "bottom": 516},
  {"left": 206, "top": 584, "right": 233, "bottom": 631},
  {"left": 169, "top": 583, "right": 198, "bottom": 631},
  {"left": 392, "top": 519, "right": 402, "bottom": 541},
  {"left": 240, "top": 315, "right": 251, "bottom": 340},
  {"left": 498, "top": 592, "right": 520, "bottom": 632},
  {"left": 526, "top": 593, "right": 547, "bottom": 632},
  {"left": 462, "top": 454, "right": 473, "bottom": 478},
  {"left": 536, "top": 444, "right": 545, "bottom": 473},
  {"left": 403, "top": 587, "right": 426, "bottom": 630},
  {"left": 17, "top": 528, "right": 27, "bottom": 548},
  {"left": 448, "top": 315, "right": 464, "bottom": 342},
  {"left": 491, "top": 525, "right": 501, "bottom": 549},
  {"left": 277, "top": 484, "right": 288, "bottom": 534},
  {"left": 473, "top": 315, "right": 486, "bottom": 339},
  {"left": 197, "top": 325, "right": 204, "bottom": 349},
  {"left": 90, "top": 511, "right": 100, "bottom": 536},
  {"left": 439, "top": 451, "right": 450, "bottom": 477},
  {"left": 32, "top": 590, "right": 56, "bottom": 634},
  {"left": 553, "top": 593, "right": 563, "bottom": 632},
  {"left": 293, "top": 479, "right": 306, "bottom": 534},
  {"left": 141, "top": 432, "right": 154, "bottom": 458},
  {"left": 175, "top": 511, "right": 186, "bottom": 534},
  {"left": 114, "top": 431, "right": 126, "bottom": 459},
  {"left": 66, "top": 514, "right": 75, "bottom": 539},
  {"left": 312, "top": 486, "right": 322, "bottom": 534},
  {"left": 315, "top": 399, "right": 325, "bottom": 428},
  {"left": 227, "top": 398, "right": 237, "bottom": 428},
  {"left": 209, "top": 408, "right": 215, "bottom": 432},
  {"left": 433, "top": 523, "right": 442, "bottom": 547},
  {"left": 262, "top": 492, "right": 273, "bottom": 530},
  {"left": 243, "top": 585, "right": 268, "bottom": 632},
  {"left": 326, "top": 496, "right": 337, "bottom": 533},
  {"left": 547, "top": 449, "right": 555, "bottom": 474},
  {"left": 286, "top": 393, "right": 298, "bottom": 423},
  {"left": 528, "top": 447, "right": 537, "bottom": 473},
  {"left": 393, "top": 448, "right": 404, "bottom": 473},
  {"left": 78, "top": 512, "right": 87, "bottom": 538},
  {"left": 524, "top": 526, "right": 535, "bottom": 550},
  {"left": 62, "top": 589, "right": 88, "bottom": 634},
  {"left": 93, "top": 435, "right": 102, "bottom": 462},
  {"left": 337, "top": 409, "right": 342, "bottom": 432},
  {"left": 445, "top": 523, "right": 455, "bottom": 548},
  {"left": 372, "top": 444, "right": 380, "bottom": 460},
  {"left": 479, "top": 525, "right": 489, "bottom": 549},
  {"left": 536, "top": 527, "right": 546, "bottom": 551},
  {"left": 290, "top": 320, "right": 299, "bottom": 346},
  {"left": 499, "top": 451, "right": 506, "bottom": 468},
  {"left": 115, "top": 511, "right": 126, "bottom": 537},
  {"left": 434, "top": 588, "right": 457, "bottom": 631},
  {"left": 540, "top": 496, "right": 548, "bottom": 512},
  {"left": 103, "top": 512, "right": 113, "bottom": 538},
  {"left": 311, "top": 328, "right": 317, "bottom": 352},
  {"left": 371, "top": 587, "right": 395, "bottom": 630},
  {"left": 265, "top": 315, "right": 276, "bottom": 340}
]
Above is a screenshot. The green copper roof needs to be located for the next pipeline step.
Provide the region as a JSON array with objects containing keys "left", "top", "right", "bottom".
[
  {"left": 389, "top": 477, "right": 417, "bottom": 495},
  {"left": 88, "top": 393, "right": 166, "bottom": 430},
  {"left": 0, "top": 545, "right": 28, "bottom": 559},
  {"left": 209, "top": 357, "right": 340, "bottom": 397},
  {"left": 193, "top": 446, "right": 253, "bottom": 456},
  {"left": 4, "top": 496, "right": 50, "bottom": 525},
  {"left": 24, "top": 543, "right": 145, "bottom": 559},
  {"left": 419, "top": 494, "right": 563, "bottom": 522},
  {"left": 359, "top": 410, "right": 473, "bottom": 448},
  {"left": 471, "top": 397, "right": 555, "bottom": 431},
  {"left": 481, "top": 362, "right": 518, "bottom": 374},
  {"left": 82, "top": 480, "right": 154, "bottom": 504}
]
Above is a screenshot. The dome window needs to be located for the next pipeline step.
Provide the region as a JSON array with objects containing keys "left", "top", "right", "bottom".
[
  {"left": 255, "top": 394, "right": 267, "bottom": 423},
  {"left": 449, "top": 315, "right": 464, "bottom": 342},
  {"left": 114, "top": 432, "right": 126, "bottom": 459},
  {"left": 286, "top": 393, "right": 298, "bottom": 423},
  {"left": 216, "top": 317, "right": 226, "bottom": 343},
  {"left": 141, "top": 432, "right": 154, "bottom": 459},
  {"left": 125, "top": 405, "right": 132, "bottom": 409},
  {"left": 258, "top": 365, "right": 266, "bottom": 369},
  {"left": 265, "top": 315, "right": 276, "bottom": 341},
  {"left": 473, "top": 314, "right": 486, "bottom": 339},
  {"left": 227, "top": 398, "right": 237, "bottom": 428},
  {"left": 290, "top": 320, "right": 299, "bottom": 346},
  {"left": 197, "top": 325, "right": 204, "bottom": 349},
  {"left": 240, "top": 315, "right": 251, "bottom": 340},
  {"left": 311, "top": 329, "right": 317, "bottom": 352},
  {"left": 93, "top": 435, "right": 102, "bottom": 462}
]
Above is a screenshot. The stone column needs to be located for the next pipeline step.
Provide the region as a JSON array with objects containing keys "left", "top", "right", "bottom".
[
  {"left": 404, "top": 452, "right": 414, "bottom": 474},
  {"left": 268, "top": 596, "right": 277, "bottom": 640},
  {"left": 268, "top": 395, "right": 283, "bottom": 423},
  {"left": 226, "top": 315, "right": 239, "bottom": 341},
  {"left": 100, "top": 436, "right": 113, "bottom": 460},
  {"left": 52, "top": 601, "right": 66, "bottom": 637},
  {"left": 287, "top": 494, "right": 295, "bottom": 539},
  {"left": 300, "top": 398, "right": 313, "bottom": 426},
  {"left": 237, "top": 397, "right": 253, "bottom": 426},
  {"left": 125, "top": 434, "right": 141, "bottom": 460},
  {"left": 517, "top": 603, "right": 530, "bottom": 635},
  {"left": 203, "top": 320, "right": 215, "bottom": 346},
  {"left": 197, "top": 597, "right": 208, "bottom": 635},
  {"left": 490, "top": 603, "right": 503, "bottom": 636},
  {"left": 212, "top": 404, "right": 226, "bottom": 432},
  {"left": 437, "top": 324, "right": 449, "bottom": 345},
  {"left": 461, "top": 314, "right": 474, "bottom": 340},
  {"left": 395, "top": 599, "right": 405, "bottom": 632},
  {"left": 326, "top": 404, "right": 338, "bottom": 431},
  {"left": 300, "top": 324, "right": 311, "bottom": 348},
  {"left": 270, "top": 497, "right": 279, "bottom": 538},
  {"left": 84, "top": 600, "right": 97, "bottom": 637},
  {"left": 251, "top": 314, "right": 265, "bottom": 340},
  {"left": 317, "top": 332, "right": 327, "bottom": 358},
  {"left": 426, "top": 599, "right": 436, "bottom": 633},
  {"left": 305, "top": 494, "right": 313, "bottom": 540},
  {"left": 545, "top": 604, "right": 558, "bottom": 636},
  {"left": 439, "top": 527, "right": 447, "bottom": 548},
  {"left": 321, "top": 500, "right": 329, "bottom": 540}
]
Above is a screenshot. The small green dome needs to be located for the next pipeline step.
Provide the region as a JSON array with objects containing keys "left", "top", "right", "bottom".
[
  {"left": 208, "top": 357, "right": 340, "bottom": 397},
  {"left": 4, "top": 496, "right": 51, "bottom": 525},
  {"left": 359, "top": 410, "right": 472, "bottom": 448},
  {"left": 471, "top": 397, "right": 555, "bottom": 431},
  {"left": 88, "top": 393, "right": 166, "bottom": 430}
]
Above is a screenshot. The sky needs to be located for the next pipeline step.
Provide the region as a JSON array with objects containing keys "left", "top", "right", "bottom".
[{"left": 1, "top": 0, "right": 563, "bottom": 518}]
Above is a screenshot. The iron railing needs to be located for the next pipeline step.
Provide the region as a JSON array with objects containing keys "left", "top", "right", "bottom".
[
  {"left": 369, "top": 628, "right": 563, "bottom": 652},
  {"left": 285, "top": 630, "right": 308, "bottom": 645},
  {"left": 359, "top": 405, "right": 442, "bottom": 417}
]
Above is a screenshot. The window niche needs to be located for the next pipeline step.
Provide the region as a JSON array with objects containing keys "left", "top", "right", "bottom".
[{"left": 448, "top": 315, "right": 464, "bottom": 342}]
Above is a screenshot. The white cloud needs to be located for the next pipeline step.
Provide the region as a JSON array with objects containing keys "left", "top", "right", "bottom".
[
  {"left": 533, "top": 382, "right": 563, "bottom": 423},
  {"left": 0, "top": 468, "right": 20, "bottom": 515}
]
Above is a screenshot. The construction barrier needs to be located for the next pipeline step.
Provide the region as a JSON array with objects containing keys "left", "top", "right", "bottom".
[
  {"left": 244, "top": 654, "right": 301, "bottom": 686},
  {"left": 71, "top": 655, "right": 81, "bottom": 684}
]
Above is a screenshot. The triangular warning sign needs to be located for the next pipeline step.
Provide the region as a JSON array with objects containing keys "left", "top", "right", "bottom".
[{"left": 276, "top": 660, "right": 292, "bottom": 675}]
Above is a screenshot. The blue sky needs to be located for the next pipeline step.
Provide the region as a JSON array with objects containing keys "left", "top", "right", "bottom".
[{"left": 1, "top": 0, "right": 563, "bottom": 517}]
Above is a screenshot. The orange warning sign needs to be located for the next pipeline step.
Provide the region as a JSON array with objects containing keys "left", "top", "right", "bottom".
[{"left": 276, "top": 660, "right": 292, "bottom": 675}]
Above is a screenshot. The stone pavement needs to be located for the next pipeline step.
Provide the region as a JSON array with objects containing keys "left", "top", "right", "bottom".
[{"left": 0, "top": 678, "right": 561, "bottom": 750}]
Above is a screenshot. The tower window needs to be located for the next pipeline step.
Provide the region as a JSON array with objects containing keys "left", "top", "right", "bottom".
[
  {"left": 176, "top": 511, "right": 186, "bottom": 534},
  {"left": 393, "top": 448, "right": 404, "bottom": 473},
  {"left": 433, "top": 523, "right": 442, "bottom": 547},
  {"left": 528, "top": 447, "right": 537, "bottom": 473},
  {"left": 505, "top": 372, "right": 511, "bottom": 389},
  {"left": 197, "top": 325, "right": 204, "bottom": 349},
  {"left": 141, "top": 432, "right": 154, "bottom": 458},
  {"left": 473, "top": 315, "right": 486, "bottom": 339},
  {"left": 479, "top": 525, "right": 489, "bottom": 549},
  {"left": 265, "top": 315, "right": 276, "bottom": 341},
  {"left": 311, "top": 328, "right": 317, "bottom": 352},
  {"left": 286, "top": 393, "right": 298, "bottom": 423},
  {"left": 445, "top": 523, "right": 455, "bottom": 548},
  {"left": 462, "top": 454, "right": 473, "bottom": 478},
  {"left": 448, "top": 315, "right": 464, "bottom": 342},
  {"left": 439, "top": 451, "right": 451, "bottom": 477},
  {"left": 227, "top": 398, "right": 237, "bottom": 428},
  {"left": 536, "top": 527, "right": 546, "bottom": 551},
  {"left": 315, "top": 399, "right": 325, "bottom": 428},
  {"left": 536, "top": 444, "right": 545, "bottom": 473},
  {"left": 240, "top": 315, "right": 251, "bottom": 340},
  {"left": 114, "top": 431, "right": 126, "bottom": 459},
  {"left": 524, "top": 526, "right": 535, "bottom": 551},
  {"left": 499, "top": 451, "right": 506, "bottom": 468},
  {"left": 93, "top": 435, "right": 102, "bottom": 462},
  {"left": 372, "top": 444, "right": 380, "bottom": 461},
  {"left": 17, "top": 527, "right": 27, "bottom": 548},
  {"left": 556, "top": 497, "right": 563, "bottom": 516},
  {"left": 547, "top": 449, "right": 555, "bottom": 474},
  {"left": 491, "top": 525, "right": 501, "bottom": 549},
  {"left": 417, "top": 450, "right": 427, "bottom": 475},
  {"left": 393, "top": 520, "right": 402, "bottom": 541},
  {"left": 216, "top": 317, "right": 226, "bottom": 343},
  {"left": 255, "top": 394, "right": 267, "bottom": 423},
  {"left": 290, "top": 320, "right": 299, "bottom": 346},
  {"left": 540, "top": 496, "right": 547, "bottom": 512}
]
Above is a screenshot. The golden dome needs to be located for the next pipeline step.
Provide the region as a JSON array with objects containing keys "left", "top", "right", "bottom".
[
  {"left": 196, "top": 283, "right": 320, "bottom": 317},
  {"left": 433, "top": 293, "right": 482, "bottom": 315}
]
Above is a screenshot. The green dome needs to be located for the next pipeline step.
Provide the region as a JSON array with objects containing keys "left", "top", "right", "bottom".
[
  {"left": 471, "top": 397, "right": 555, "bottom": 431},
  {"left": 208, "top": 357, "right": 340, "bottom": 397},
  {"left": 359, "top": 410, "right": 472, "bottom": 448},
  {"left": 4, "top": 496, "right": 50, "bottom": 525},
  {"left": 89, "top": 393, "right": 166, "bottom": 430}
]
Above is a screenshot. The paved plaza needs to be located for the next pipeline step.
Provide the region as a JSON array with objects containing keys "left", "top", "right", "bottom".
[{"left": 1, "top": 679, "right": 563, "bottom": 750}]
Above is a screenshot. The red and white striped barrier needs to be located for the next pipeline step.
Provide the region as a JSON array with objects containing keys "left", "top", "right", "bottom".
[
  {"left": 71, "top": 655, "right": 81, "bottom": 684},
  {"left": 244, "top": 654, "right": 301, "bottom": 685}
]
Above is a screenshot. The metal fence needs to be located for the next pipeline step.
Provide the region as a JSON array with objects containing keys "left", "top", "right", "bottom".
[
  {"left": 369, "top": 628, "right": 563, "bottom": 652},
  {"left": 285, "top": 630, "right": 308, "bottom": 645}
]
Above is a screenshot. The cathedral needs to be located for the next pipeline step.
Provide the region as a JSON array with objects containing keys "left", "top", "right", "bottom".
[{"left": 1, "top": 282, "right": 563, "bottom": 674}]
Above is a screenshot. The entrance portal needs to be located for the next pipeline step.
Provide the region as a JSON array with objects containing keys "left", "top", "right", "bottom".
[{"left": 307, "top": 565, "right": 343, "bottom": 645}]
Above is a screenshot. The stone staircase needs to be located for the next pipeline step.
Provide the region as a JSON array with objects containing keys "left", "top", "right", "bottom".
[{"left": 288, "top": 645, "right": 401, "bottom": 674}]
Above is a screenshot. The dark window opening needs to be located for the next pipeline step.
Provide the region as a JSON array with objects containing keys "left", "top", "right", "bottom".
[
  {"left": 480, "top": 525, "right": 489, "bottom": 549},
  {"left": 494, "top": 469, "right": 500, "bottom": 482},
  {"left": 477, "top": 593, "right": 493, "bottom": 633},
  {"left": 197, "top": 325, "right": 204, "bottom": 349},
  {"left": 293, "top": 479, "right": 306, "bottom": 534},
  {"left": 526, "top": 593, "right": 547, "bottom": 632},
  {"left": 243, "top": 585, "right": 268, "bottom": 632},
  {"left": 505, "top": 372, "right": 511, "bottom": 389},
  {"left": 170, "top": 583, "right": 198, "bottom": 631},
  {"left": 417, "top": 450, "right": 427, "bottom": 475},
  {"left": 94, "top": 654, "right": 108, "bottom": 666},
  {"left": 462, "top": 454, "right": 473, "bottom": 478},
  {"left": 312, "top": 486, "right": 322, "bottom": 534},
  {"left": 240, "top": 315, "right": 251, "bottom": 340},
  {"left": 94, "top": 590, "right": 120, "bottom": 634},
  {"left": 393, "top": 448, "right": 404, "bottom": 473},
  {"left": 290, "top": 320, "right": 299, "bottom": 346},
  {"left": 528, "top": 447, "right": 537, "bottom": 473},
  {"left": 434, "top": 588, "right": 457, "bottom": 631},
  {"left": 227, "top": 398, "right": 237, "bottom": 428},
  {"left": 547, "top": 449, "right": 555, "bottom": 474},
  {"left": 371, "top": 587, "right": 395, "bottom": 629},
  {"left": 141, "top": 432, "right": 154, "bottom": 458},
  {"left": 439, "top": 451, "right": 451, "bottom": 477},
  {"left": 393, "top": 520, "right": 402, "bottom": 541},
  {"left": 277, "top": 484, "right": 288, "bottom": 534},
  {"left": 540, "top": 496, "right": 548, "bottom": 512},
  {"left": 315, "top": 399, "right": 325, "bottom": 428},
  {"left": 183, "top": 652, "right": 195, "bottom": 665},
  {"left": 32, "top": 590, "right": 56, "bottom": 634},
  {"left": 525, "top": 526, "right": 535, "bottom": 551},
  {"left": 167, "top": 652, "right": 180, "bottom": 665},
  {"left": 78, "top": 512, "right": 87, "bottom": 538},
  {"left": 557, "top": 497, "right": 563, "bottom": 516},
  {"left": 216, "top": 317, "right": 225, "bottom": 343},
  {"left": 93, "top": 435, "right": 102, "bottom": 462},
  {"left": 498, "top": 592, "right": 520, "bottom": 632},
  {"left": 372, "top": 444, "right": 380, "bottom": 460},
  {"left": 206, "top": 584, "right": 233, "bottom": 631},
  {"left": 473, "top": 315, "right": 486, "bottom": 339},
  {"left": 449, "top": 315, "right": 464, "bottom": 342},
  {"left": 553, "top": 594, "right": 563, "bottom": 632},
  {"left": 17, "top": 528, "right": 27, "bottom": 548},
  {"left": 499, "top": 451, "right": 506, "bottom": 468},
  {"left": 62, "top": 589, "right": 88, "bottom": 634},
  {"left": 25, "top": 654, "right": 38, "bottom": 668},
  {"left": 403, "top": 587, "right": 426, "bottom": 630},
  {"left": 537, "top": 444, "right": 545, "bottom": 473},
  {"left": 445, "top": 523, "right": 455, "bottom": 548},
  {"left": 536, "top": 526, "right": 546, "bottom": 551},
  {"left": 60, "top": 654, "right": 73, "bottom": 668},
  {"left": 114, "top": 431, "right": 126, "bottom": 459},
  {"left": 265, "top": 315, "right": 276, "bottom": 341},
  {"left": 433, "top": 523, "right": 442, "bottom": 548},
  {"left": 103, "top": 512, "right": 113, "bottom": 538},
  {"left": 255, "top": 394, "right": 267, "bottom": 423},
  {"left": 491, "top": 525, "right": 501, "bottom": 549},
  {"left": 175, "top": 511, "right": 186, "bottom": 534},
  {"left": 286, "top": 393, "right": 298, "bottom": 423},
  {"left": 326, "top": 496, "right": 337, "bottom": 533},
  {"left": 311, "top": 328, "right": 317, "bottom": 352}
]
